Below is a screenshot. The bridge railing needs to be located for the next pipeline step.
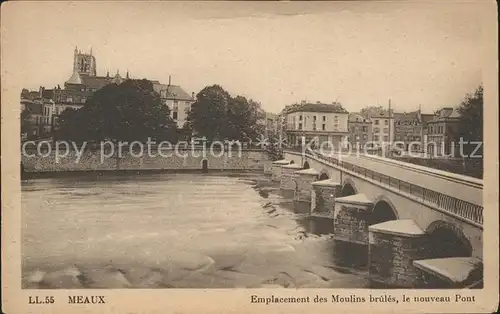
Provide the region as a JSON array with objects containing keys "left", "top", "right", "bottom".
[{"left": 287, "top": 149, "right": 483, "bottom": 227}]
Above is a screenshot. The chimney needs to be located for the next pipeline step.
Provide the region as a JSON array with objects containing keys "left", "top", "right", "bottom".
[
  {"left": 168, "top": 75, "right": 171, "bottom": 86},
  {"left": 191, "top": 92, "right": 195, "bottom": 99}
]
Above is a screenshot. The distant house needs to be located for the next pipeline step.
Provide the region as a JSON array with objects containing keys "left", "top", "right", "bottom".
[
  {"left": 348, "top": 113, "right": 372, "bottom": 149},
  {"left": 425, "top": 107, "right": 461, "bottom": 157},
  {"left": 393, "top": 110, "right": 424, "bottom": 152},
  {"left": 368, "top": 108, "right": 395, "bottom": 144},
  {"left": 152, "top": 77, "right": 195, "bottom": 129},
  {"left": 282, "top": 101, "right": 349, "bottom": 148}
]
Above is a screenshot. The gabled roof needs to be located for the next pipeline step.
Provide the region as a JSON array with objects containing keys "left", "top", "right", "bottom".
[
  {"left": 393, "top": 111, "right": 420, "bottom": 121},
  {"left": 153, "top": 83, "right": 193, "bottom": 101},
  {"left": 81, "top": 75, "right": 113, "bottom": 90}
]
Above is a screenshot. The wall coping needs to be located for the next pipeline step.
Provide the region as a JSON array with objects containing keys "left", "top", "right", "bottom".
[
  {"left": 295, "top": 168, "right": 319, "bottom": 175},
  {"left": 335, "top": 193, "right": 373, "bottom": 206},
  {"left": 312, "top": 179, "right": 341, "bottom": 187},
  {"left": 282, "top": 164, "right": 303, "bottom": 169},
  {"left": 413, "top": 257, "right": 482, "bottom": 284},
  {"left": 369, "top": 219, "right": 425, "bottom": 237},
  {"left": 272, "top": 159, "right": 291, "bottom": 165}
]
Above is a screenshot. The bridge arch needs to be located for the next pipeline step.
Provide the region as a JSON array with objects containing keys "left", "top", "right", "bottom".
[
  {"left": 426, "top": 220, "right": 472, "bottom": 258},
  {"left": 303, "top": 161, "right": 310, "bottom": 169},
  {"left": 369, "top": 197, "right": 399, "bottom": 226},
  {"left": 341, "top": 178, "right": 358, "bottom": 197},
  {"left": 319, "top": 172, "right": 329, "bottom": 180}
]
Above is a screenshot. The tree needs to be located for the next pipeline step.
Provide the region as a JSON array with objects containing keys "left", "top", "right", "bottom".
[
  {"left": 186, "top": 85, "right": 231, "bottom": 141},
  {"left": 21, "top": 109, "right": 33, "bottom": 137},
  {"left": 57, "top": 79, "right": 177, "bottom": 143},
  {"left": 225, "top": 96, "right": 265, "bottom": 141},
  {"left": 457, "top": 85, "right": 483, "bottom": 157}
]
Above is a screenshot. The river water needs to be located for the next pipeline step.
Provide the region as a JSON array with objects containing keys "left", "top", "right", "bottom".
[{"left": 22, "top": 172, "right": 368, "bottom": 289}]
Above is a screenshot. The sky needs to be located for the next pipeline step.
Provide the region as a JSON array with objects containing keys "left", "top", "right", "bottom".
[{"left": 2, "top": 1, "right": 489, "bottom": 114}]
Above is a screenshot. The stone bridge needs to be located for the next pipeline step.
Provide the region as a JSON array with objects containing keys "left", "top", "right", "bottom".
[{"left": 271, "top": 149, "right": 483, "bottom": 289}]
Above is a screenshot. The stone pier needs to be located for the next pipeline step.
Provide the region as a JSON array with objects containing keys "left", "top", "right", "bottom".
[
  {"left": 333, "top": 194, "right": 373, "bottom": 245},
  {"left": 280, "top": 163, "right": 302, "bottom": 198},
  {"left": 293, "top": 168, "right": 319, "bottom": 214},
  {"left": 271, "top": 159, "right": 291, "bottom": 182},
  {"left": 368, "top": 219, "right": 427, "bottom": 288},
  {"left": 310, "top": 179, "right": 341, "bottom": 217},
  {"left": 413, "top": 257, "right": 483, "bottom": 288}
]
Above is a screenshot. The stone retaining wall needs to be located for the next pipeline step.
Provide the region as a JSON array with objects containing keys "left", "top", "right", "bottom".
[{"left": 21, "top": 149, "right": 270, "bottom": 172}]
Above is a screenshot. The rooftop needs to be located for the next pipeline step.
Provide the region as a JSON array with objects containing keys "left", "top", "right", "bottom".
[
  {"left": 153, "top": 83, "right": 193, "bottom": 101},
  {"left": 283, "top": 102, "right": 348, "bottom": 114},
  {"left": 349, "top": 112, "right": 371, "bottom": 123}
]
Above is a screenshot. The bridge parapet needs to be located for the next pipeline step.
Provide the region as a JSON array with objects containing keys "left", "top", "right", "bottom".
[{"left": 284, "top": 150, "right": 483, "bottom": 228}]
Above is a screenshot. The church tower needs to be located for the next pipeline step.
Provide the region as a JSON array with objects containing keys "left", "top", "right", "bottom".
[{"left": 73, "top": 46, "right": 97, "bottom": 76}]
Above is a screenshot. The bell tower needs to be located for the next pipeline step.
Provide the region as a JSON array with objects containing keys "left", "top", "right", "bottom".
[{"left": 73, "top": 46, "right": 97, "bottom": 76}]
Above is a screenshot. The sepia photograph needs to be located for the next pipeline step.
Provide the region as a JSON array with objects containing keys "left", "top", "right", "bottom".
[{"left": 1, "top": 1, "right": 498, "bottom": 313}]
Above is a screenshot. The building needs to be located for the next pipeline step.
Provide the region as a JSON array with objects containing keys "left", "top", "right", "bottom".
[
  {"left": 21, "top": 47, "right": 194, "bottom": 136},
  {"left": 393, "top": 110, "right": 424, "bottom": 152},
  {"left": 152, "top": 76, "right": 195, "bottom": 129},
  {"left": 368, "top": 108, "right": 395, "bottom": 144},
  {"left": 425, "top": 107, "right": 461, "bottom": 157},
  {"left": 283, "top": 101, "right": 349, "bottom": 148},
  {"left": 259, "top": 112, "right": 279, "bottom": 139},
  {"left": 347, "top": 113, "right": 372, "bottom": 149}
]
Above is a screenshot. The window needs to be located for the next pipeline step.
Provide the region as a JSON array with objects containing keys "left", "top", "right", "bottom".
[
  {"left": 415, "top": 136, "right": 421, "bottom": 141},
  {"left": 362, "top": 126, "right": 368, "bottom": 132},
  {"left": 172, "top": 111, "right": 178, "bottom": 120},
  {"left": 383, "top": 128, "right": 389, "bottom": 133},
  {"left": 298, "top": 123, "right": 302, "bottom": 130},
  {"left": 384, "top": 120, "right": 389, "bottom": 125},
  {"left": 363, "top": 134, "right": 368, "bottom": 140},
  {"left": 313, "top": 116, "right": 317, "bottom": 121},
  {"left": 323, "top": 116, "right": 326, "bottom": 121},
  {"left": 374, "top": 135, "right": 379, "bottom": 141},
  {"left": 322, "top": 124, "right": 326, "bottom": 130},
  {"left": 299, "top": 115, "right": 303, "bottom": 121},
  {"left": 351, "top": 126, "right": 356, "bottom": 133},
  {"left": 66, "top": 96, "right": 73, "bottom": 103},
  {"left": 374, "top": 127, "right": 380, "bottom": 133},
  {"left": 384, "top": 136, "right": 389, "bottom": 141},
  {"left": 374, "top": 120, "right": 379, "bottom": 125},
  {"left": 173, "top": 100, "right": 179, "bottom": 111}
]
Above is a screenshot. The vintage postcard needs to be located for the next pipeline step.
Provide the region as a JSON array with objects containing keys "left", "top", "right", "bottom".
[{"left": 1, "top": 1, "right": 498, "bottom": 313}]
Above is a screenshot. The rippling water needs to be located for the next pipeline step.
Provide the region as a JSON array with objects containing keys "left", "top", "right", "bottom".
[{"left": 22, "top": 171, "right": 368, "bottom": 288}]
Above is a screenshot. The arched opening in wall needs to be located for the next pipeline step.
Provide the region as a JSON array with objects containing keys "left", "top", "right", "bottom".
[
  {"left": 370, "top": 200, "right": 398, "bottom": 226},
  {"left": 319, "top": 173, "right": 329, "bottom": 180},
  {"left": 426, "top": 223, "right": 472, "bottom": 258},
  {"left": 303, "top": 161, "right": 310, "bottom": 169},
  {"left": 201, "top": 159, "right": 208, "bottom": 173},
  {"left": 341, "top": 183, "right": 356, "bottom": 197}
]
